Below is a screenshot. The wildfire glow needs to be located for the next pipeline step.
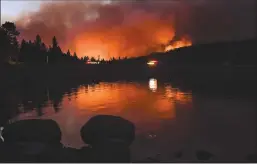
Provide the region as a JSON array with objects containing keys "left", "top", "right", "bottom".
[
  {"left": 164, "top": 37, "right": 192, "bottom": 52},
  {"left": 16, "top": 1, "right": 193, "bottom": 60},
  {"left": 73, "top": 18, "right": 180, "bottom": 59}
]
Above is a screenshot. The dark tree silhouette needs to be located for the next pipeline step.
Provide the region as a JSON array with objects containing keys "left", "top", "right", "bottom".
[
  {"left": 18, "top": 39, "right": 28, "bottom": 62},
  {"left": 100, "top": 59, "right": 105, "bottom": 64},
  {"left": 18, "top": 35, "right": 48, "bottom": 63},
  {"left": 90, "top": 57, "right": 96, "bottom": 62},
  {"left": 33, "top": 35, "right": 45, "bottom": 63},
  {"left": 73, "top": 52, "right": 79, "bottom": 61},
  {"left": 49, "top": 36, "right": 63, "bottom": 64},
  {"left": 1, "top": 22, "right": 94, "bottom": 65},
  {"left": 41, "top": 43, "right": 47, "bottom": 51},
  {"left": 35, "top": 34, "right": 42, "bottom": 46},
  {"left": 67, "top": 50, "right": 71, "bottom": 57},
  {"left": 1, "top": 22, "right": 20, "bottom": 45},
  {"left": 83, "top": 56, "right": 89, "bottom": 62},
  {"left": 0, "top": 22, "right": 20, "bottom": 62},
  {"left": 0, "top": 27, "right": 10, "bottom": 62},
  {"left": 52, "top": 36, "right": 58, "bottom": 48},
  {"left": 41, "top": 42, "right": 47, "bottom": 63}
]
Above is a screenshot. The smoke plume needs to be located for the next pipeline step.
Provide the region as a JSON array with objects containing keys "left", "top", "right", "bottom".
[{"left": 15, "top": 0, "right": 256, "bottom": 59}]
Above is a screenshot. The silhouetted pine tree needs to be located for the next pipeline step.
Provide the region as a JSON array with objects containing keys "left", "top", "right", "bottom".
[
  {"left": 33, "top": 34, "right": 45, "bottom": 63},
  {"left": 1, "top": 22, "right": 20, "bottom": 62},
  {"left": 67, "top": 50, "right": 71, "bottom": 57},
  {"left": 19, "top": 39, "right": 28, "bottom": 62},
  {"left": 100, "top": 58, "right": 106, "bottom": 64},
  {"left": 0, "top": 27, "right": 10, "bottom": 63},
  {"left": 49, "top": 36, "right": 63, "bottom": 64},
  {"left": 90, "top": 57, "right": 96, "bottom": 62},
  {"left": 73, "top": 52, "right": 79, "bottom": 61},
  {"left": 41, "top": 42, "right": 48, "bottom": 63},
  {"left": 83, "top": 56, "right": 89, "bottom": 62}
]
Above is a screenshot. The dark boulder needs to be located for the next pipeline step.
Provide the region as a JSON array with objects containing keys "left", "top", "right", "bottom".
[
  {"left": 80, "top": 115, "right": 135, "bottom": 162},
  {"left": 80, "top": 115, "right": 135, "bottom": 146},
  {"left": 2, "top": 119, "right": 61, "bottom": 144},
  {"left": 0, "top": 119, "right": 68, "bottom": 162},
  {"left": 0, "top": 142, "right": 68, "bottom": 162}
]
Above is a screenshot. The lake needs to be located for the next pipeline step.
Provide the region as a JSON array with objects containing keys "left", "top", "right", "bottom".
[{"left": 4, "top": 78, "right": 257, "bottom": 162}]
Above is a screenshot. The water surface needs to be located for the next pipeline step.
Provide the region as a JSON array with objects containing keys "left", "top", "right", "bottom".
[{"left": 8, "top": 79, "right": 257, "bottom": 161}]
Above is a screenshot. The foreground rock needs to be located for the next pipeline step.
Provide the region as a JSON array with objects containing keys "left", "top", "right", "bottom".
[
  {"left": 0, "top": 119, "right": 75, "bottom": 162},
  {"left": 80, "top": 115, "right": 135, "bottom": 162},
  {"left": 2, "top": 119, "right": 61, "bottom": 143},
  {"left": 0, "top": 116, "right": 135, "bottom": 162}
]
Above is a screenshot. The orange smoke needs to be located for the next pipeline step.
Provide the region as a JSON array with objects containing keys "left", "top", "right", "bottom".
[
  {"left": 15, "top": 1, "right": 254, "bottom": 59},
  {"left": 74, "top": 16, "right": 178, "bottom": 59},
  {"left": 15, "top": 1, "right": 193, "bottom": 59}
]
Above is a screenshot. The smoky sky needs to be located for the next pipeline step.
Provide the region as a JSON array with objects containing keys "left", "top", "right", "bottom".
[{"left": 14, "top": 0, "right": 256, "bottom": 58}]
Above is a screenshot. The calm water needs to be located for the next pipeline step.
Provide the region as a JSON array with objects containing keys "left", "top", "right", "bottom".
[{"left": 7, "top": 79, "right": 257, "bottom": 161}]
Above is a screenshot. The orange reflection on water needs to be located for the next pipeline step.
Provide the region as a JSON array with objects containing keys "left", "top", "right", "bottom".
[
  {"left": 73, "top": 80, "right": 192, "bottom": 133},
  {"left": 75, "top": 83, "right": 148, "bottom": 113},
  {"left": 12, "top": 80, "right": 193, "bottom": 148},
  {"left": 165, "top": 85, "right": 192, "bottom": 104}
]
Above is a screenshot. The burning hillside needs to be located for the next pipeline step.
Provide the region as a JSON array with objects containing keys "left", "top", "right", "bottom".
[
  {"left": 14, "top": 0, "right": 254, "bottom": 59},
  {"left": 165, "top": 37, "right": 192, "bottom": 52},
  {"left": 14, "top": 1, "right": 193, "bottom": 59}
]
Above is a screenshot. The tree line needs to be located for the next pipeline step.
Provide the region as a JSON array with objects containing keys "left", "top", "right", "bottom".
[{"left": 0, "top": 21, "right": 129, "bottom": 65}]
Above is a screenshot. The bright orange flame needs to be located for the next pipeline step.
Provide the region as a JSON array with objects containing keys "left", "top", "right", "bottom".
[
  {"left": 72, "top": 14, "right": 181, "bottom": 59},
  {"left": 165, "top": 37, "right": 192, "bottom": 52},
  {"left": 74, "top": 26, "right": 192, "bottom": 59}
]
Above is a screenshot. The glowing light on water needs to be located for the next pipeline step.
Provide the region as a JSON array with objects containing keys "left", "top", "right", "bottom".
[{"left": 149, "top": 78, "right": 157, "bottom": 92}]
